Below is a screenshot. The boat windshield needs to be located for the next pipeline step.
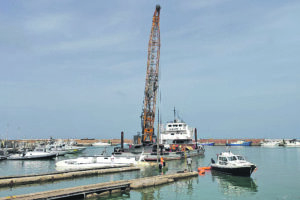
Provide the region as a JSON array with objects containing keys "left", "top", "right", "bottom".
[
  {"left": 236, "top": 156, "right": 245, "bottom": 160},
  {"left": 227, "top": 156, "right": 237, "bottom": 161}
]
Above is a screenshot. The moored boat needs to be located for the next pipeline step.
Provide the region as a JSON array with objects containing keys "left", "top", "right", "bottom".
[
  {"left": 7, "top": 148, "right": 57, "bottom": 160},
  {"left": 113, "top": 111, "right": 205, "bottom": 161},
  {"left": 199, "top": 142, "right": 215, "bottom": 146},
  {"left": 284, "top": 139, "right": 300, "bottom": 147},
  {"left": 55, "top": 154, "right": 147, "bottom": 171},
  {"left": 92, "top": 142, "right": 111, "bottom": 147},
  {"left": 226, "top": 140, "right": 252, "bottom": 146},
  {"left": 0, "top": 156, "right": 7, "bottom": 160},
  {"left": 211, "top": 151, "right": 256, "bottom": 177},
  {"left": 260, "top": 140, "right": 280, "bottom": 147}
]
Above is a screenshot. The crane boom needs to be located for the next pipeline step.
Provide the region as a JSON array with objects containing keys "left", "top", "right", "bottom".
[{"left": 141, "top": 5, "right": 161, "bottom": 144}]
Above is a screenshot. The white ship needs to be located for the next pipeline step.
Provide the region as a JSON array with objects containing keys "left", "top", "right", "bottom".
[{"left": 160, "top": 119, "right": 195, "bottom": 148}]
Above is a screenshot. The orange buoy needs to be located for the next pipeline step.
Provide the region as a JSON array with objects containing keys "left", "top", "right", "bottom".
[
  {"left": 198, "top": 166, "right": 211, "bottom": 172},
  {"left": 199, "top": 169, "right": 205, "bottom": 175},
  {"left": 202, "top": 166, "right": 211, "bottom": 170}
]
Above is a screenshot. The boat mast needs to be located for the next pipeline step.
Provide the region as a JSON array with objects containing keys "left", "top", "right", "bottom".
[
  {"left": 157, "top": 108, "right": 160, "bottom": 163},
  {"left": 173, "top": 107, "right": 176, "bottom": 122},
  {"left": 141, "top": 5, "right": 161, "bottom": 145}
]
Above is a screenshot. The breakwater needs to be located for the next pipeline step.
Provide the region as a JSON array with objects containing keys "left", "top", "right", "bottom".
[
  {"left": 198, "top": 139, "right": 263, "bottom": 146},
  {"left": 1, "top": 138, "right": 265, "bottom": 149}
]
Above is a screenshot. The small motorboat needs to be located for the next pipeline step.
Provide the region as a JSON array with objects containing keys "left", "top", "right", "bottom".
[
  {"left": 198, "top": 142, "right": 215, "bottom": 146},
  {"left": 226, "top": 140, "right": 252, "bottom": 146},
  {"left": 211, "top": 151, "right": 256, "bottom": 177},
  {"left": 0, "top": 156, "right": 7, "bottom": 160},
  {"left": 284, "top": 139, "right": 300, "bottom": 147},
  {"left": 260, "top": 140, "right": 280, "bottom": 147},
  {"left": 63, "top": 145, "right": 87, "bottom": 154},
  {"left": 92, "top": 142, "right": 111, "bottom": 147},
  {"left": 44, "top": 143, "right": 69, "bottom": 156},
  {"left": 7, "top": 148, "right": 57, "bottom": 160}
]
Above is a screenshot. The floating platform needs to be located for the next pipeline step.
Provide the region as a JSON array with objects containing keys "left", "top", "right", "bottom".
[
  {"left": 0, "top": 171, "right": 198, "bottom": 200},
  {"left": 0, "top": 166, "right": 140, "bottom": 188}
]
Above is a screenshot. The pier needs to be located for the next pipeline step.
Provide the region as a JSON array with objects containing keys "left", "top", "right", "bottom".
[
  {"left": 0, "top": 166, "right": 140, "bottom": 188},
  {"left": 0, "top": 171, "right": 198, "bottom": 200}
]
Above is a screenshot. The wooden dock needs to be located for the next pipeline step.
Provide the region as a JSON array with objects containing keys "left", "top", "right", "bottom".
[
  {"left": 0, "top": 171, "right": 198, "bottom": 200},
  {"left": 0, "top": 166, "right": 140, "bottom": 188}
]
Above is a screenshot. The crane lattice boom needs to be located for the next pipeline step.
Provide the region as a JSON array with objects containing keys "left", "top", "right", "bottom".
[{"left": 142, "top": 5, "right": 161, "bottom": 144}]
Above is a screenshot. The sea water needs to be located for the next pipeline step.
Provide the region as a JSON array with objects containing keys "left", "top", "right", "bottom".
[{"left": 0, "top": 146, "right": 299, "bottom": 199}]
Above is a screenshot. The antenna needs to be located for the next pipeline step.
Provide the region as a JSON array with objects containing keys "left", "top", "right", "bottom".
[{"left": 173, "top": 107, "right": 176, "bottom": 122}]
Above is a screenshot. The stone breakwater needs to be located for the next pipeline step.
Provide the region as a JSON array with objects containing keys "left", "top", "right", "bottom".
[{"left": 1, "top": 138, "right": 264, "bottom": 148}]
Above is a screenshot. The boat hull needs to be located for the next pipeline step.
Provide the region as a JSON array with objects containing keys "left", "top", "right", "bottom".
[
  {"left": 211, "top": 165, "right": 256, "bottom": 177},
  {"left": 7, "top": 153, "right": 57, "bottom": 160},
  {"left": 92, "top": 143, "right": 111, "bottom": 147},
  {"left": 200, "top": 142, "right": 215, "bottom": 146},
  {"left": 284, "top": 144, "right": 300, "bottom": 147},
  {"left": 226, "top": 141, "right": 252, "bottom": 146},
  {"left": 0, "top": 156, "right": 7, "bottom": 160},
  {"left": 55, "top": 156, "right": 136, "bottom": 170}
]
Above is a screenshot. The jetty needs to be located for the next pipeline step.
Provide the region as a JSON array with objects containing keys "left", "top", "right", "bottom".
[
  {"left": 0, "top": 171, "right": 198, "bottom": 200},
  {"left": 0, "top": 166, "right": 140, "bottom": 188}
]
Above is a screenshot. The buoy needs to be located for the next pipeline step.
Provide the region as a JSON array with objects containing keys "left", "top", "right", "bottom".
[
  {"left": 202, "top": 166, "right": 211, "bottom": 170},
  {"left": 198, "top": 166, "right": 211, "bottom": 172},
  {"left": 198, "top": 169, "right": 205, "bottom": 175}
]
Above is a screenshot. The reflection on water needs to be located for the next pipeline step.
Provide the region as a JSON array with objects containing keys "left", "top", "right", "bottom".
[
  {"left": 92, "top": 191, "right": 130, "bottom": 200},
  {"left": 211, "top": 171, "right": 258, "bottom": 197}
]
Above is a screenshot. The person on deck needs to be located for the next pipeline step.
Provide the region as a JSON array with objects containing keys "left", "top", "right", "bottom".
[{"left": 187, "top": 156, "right": 192, "bottom": 172}]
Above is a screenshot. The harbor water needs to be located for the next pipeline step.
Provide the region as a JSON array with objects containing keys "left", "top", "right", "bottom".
[{"left": 0, "top": 146, "right": 299, "bottom": 199}]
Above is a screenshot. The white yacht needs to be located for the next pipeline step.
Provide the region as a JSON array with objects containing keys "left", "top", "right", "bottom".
[
  {"left": 284, "top": 139, "right": 300, "bottom": 147},
  {"left": 46, "top": 144, "right": 68, "bottom": 156},
  {"left": 55, "top": 154, "right": 146, "bottom": 171},
  {"left": 260, "top": 140, "right": 280, "bottom": 147},
  {"left": 7, "top": 148, "right": 57, "bottom": 160},
  {"left": 92, "top": 141, "right": 111, "bottom": 147},
  {"left": 211, "top": 151, "right": 256, "bottom": 177}
]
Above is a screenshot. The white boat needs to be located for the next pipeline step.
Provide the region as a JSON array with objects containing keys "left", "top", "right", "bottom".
[
  {"left": 92, "top": 142, "right": 111, "bottom": 147},
  {"left": 63, "top": 145, "right": 86, "bottom": 154},
  {"left": 46, "top": 144, "right": 69, "bottom": 156},
  {"left": 7, "top": 148, "right": 57, "bottom": 160},
  {"left": 160, "top": 118, "right": 195, "bottom": 146},
  {"left": 284, "top": 139, "right": 300, "bottom": 147},
  {"left": 260, "top": 140, "right": 280, "bottom": 147},
  {"left": 211, "top": 151, "right": 256, "bottom": 177},
  {"left": 55, "top": 155, "right": 146, "bottom": 171},
  {"left": 0, "top": 156, "right": 6, "bottom": 160}
]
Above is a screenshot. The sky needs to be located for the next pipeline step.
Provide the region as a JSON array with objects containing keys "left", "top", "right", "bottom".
[{"left": 0, "top": 0, "right": 299, "bottom": 140}]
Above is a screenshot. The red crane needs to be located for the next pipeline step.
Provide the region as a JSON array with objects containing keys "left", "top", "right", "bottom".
[{"left": 141, "top": 5, "right": 161, "bottom": 144}]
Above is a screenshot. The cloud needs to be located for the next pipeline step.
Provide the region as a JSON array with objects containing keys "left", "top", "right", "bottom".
[
  {"left": 179, "top": 0, "right": 230, "bottom": 10},
  {"left": 24, "top": 13, "right": 72, "bottom": 34}
]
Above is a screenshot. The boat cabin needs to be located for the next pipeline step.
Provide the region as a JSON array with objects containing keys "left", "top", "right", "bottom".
[
  {"left": 160, "top": 120, "right": 195, "bottom": 145},
  {"left": 215, "top": 152, "right": 245, "bottom": 165}
]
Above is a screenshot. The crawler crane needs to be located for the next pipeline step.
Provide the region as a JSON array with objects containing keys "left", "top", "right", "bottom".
[{"left": 141, "top": 5, "right": 161, "bottom": 144}]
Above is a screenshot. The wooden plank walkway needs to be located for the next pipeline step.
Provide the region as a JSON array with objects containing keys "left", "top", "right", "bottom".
[
  {"left": 0, "top": 165, "right": 133, "bottom": 180},
  {"left": 0, "top": 171, "right": 198, "bottom": 200},
  {"left": 0, "top": 167, "right": 140, "bottom": 188}
]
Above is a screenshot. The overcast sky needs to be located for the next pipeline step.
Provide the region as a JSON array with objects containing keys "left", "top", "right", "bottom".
[{"left": 0, "top": 0, "right": 299, "bottom": 140}]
